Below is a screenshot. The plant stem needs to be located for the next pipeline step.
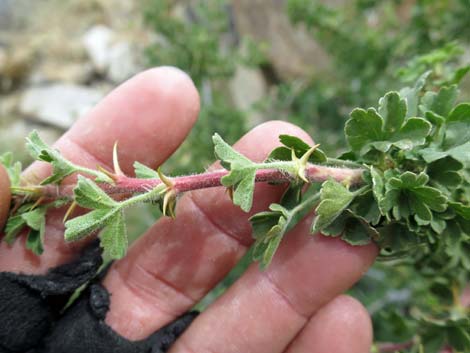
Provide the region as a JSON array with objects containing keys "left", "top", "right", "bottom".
[{"left": 15, "top": 163, "right": 365, "bottom": 202}]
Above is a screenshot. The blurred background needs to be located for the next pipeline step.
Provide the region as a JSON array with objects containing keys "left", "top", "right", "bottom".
[{"left": 1, "top": 0, "right": 470, "bottom": 347}]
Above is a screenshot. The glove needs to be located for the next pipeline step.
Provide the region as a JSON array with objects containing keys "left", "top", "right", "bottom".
[
  {"left": 34, "top": 283, "right": 198, "bottom": 353},
  {"left": 0, "top": 239, "right": 103, "bottom": 352},
  {"left": 0, "top": 239, "right": 197, "bottom": 353}
]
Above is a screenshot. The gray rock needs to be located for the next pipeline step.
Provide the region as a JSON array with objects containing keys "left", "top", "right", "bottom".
[
  {"left": 107, "top": 41, "right": 141, "bottom": 83},
  {"left": 82, "top": 25, "right": 115, "bottom": 74},
  {"left": 82, "top": 25, "right": 142, "bottom": 83},
  {"left": 20, "top": 84, "right": 104, "bottom": 129}
]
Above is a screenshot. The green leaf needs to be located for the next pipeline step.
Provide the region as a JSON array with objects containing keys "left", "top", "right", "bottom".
[
  {"left": 427, "top": 157, "right": 463, "bottom": 189},
  {"left": 250, "top": 190, "right": 320, "bottom": 269},
  {"left": 345, "top": 93, "right": 431, "bottom": 155},
  {"left": 25, "top": 131, "right": 76, "bottom": 185},
  {"left": 420, "top": 85, "right": 459, "bottom": 118},
  {"left": 449, "top": 202, "right": 470, "bottom": 220},
  {"left": 381, "top": 172, "right": 447, "bottom": 224},
  {"left": 4, "top": 215, "right": 27, "bottom": 244},
  {"left": 370, "top": 167, "right": 386, "bottom": 214},
  {"left": 21, "top": 207, "right": 47, "bottom": 255},
  {"left": 312, "top": 179, "right": 355, "bottom": 232},
  {"left": 378, "top": 91, "right": 407, "bottom": 134},
  {"left": 213, "top": 133, "right": 257, "bottom": 212},
  {"left": 21, "top": 207, "right": 47, "bottom": 231},
  {"left": 134, "top": 161, "right": 159, "bottom": 179},
  {"left": 322, "top": 210, "right": 377, "bottom": 245},
  {"left": 25, "top": 229, "right": 44, "bottom": 255},
  {"left": 0, "top": 152, "right": 22, "bottom": 187},
  {"left": 399, "top": 71, "right": 430, "bottom": 118},
  {"left": 345, "top": 108, "right": 384, "bottom": 154},
  {"left": 74, "top": 176, "right": 118, "bottom": 209},
  {"left": 420, "top": 103, "right": 470, "bottom": 165},
  {"left": 268, "top": 135, "right": 327, "bottom": 163},
  {"left": 100, "top": 210, "right": 128, "bottom": 259},
  {"left": 64, "top": 208, "right": 119, "bottom": 241}
]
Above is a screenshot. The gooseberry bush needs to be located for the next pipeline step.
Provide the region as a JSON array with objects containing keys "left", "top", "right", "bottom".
[{"left": 2, "top": 72, "right": 470, "bottom": 352}]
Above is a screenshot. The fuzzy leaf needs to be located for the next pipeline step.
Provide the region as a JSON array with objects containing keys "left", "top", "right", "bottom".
[
  {"left": 382, "top": 172, "right": 447, "bottom": 224},
  {"left": 420, "top": 85, "right": 459, "bottom": 118},
  {"left": 427, "top": 157, "right": 463, "bottom": 189},
  {"left": 213, "top": 133, "right": 257, "bottom": 211},
  {"left": 250, "top": 186, "right": 318, "bottom": 269},
  {"left": 74, "top": 176, "right": 118, "bottom": 209},
  {"left": 100, "top": 210, "right": 128, "bottom": 259},
  {"left": 345, "top": 93, "right": 431, "bottom": 155},
  {"left": 0, "top": 152, "right": 22, "bottom": 187},
  {"left": 134, "top": 161, "right": 159, "bottom": 179},
  {"left": 21, "top": 207, "right": 47, "bottom": 255},
  {"left": 312, "top": 179, "right": 355, "bottom": 232},
  {"left": 4, "top": 215, "right": 27, "bottom": 244},
  {"left": 26, "top": 131, "right": 76, "bottom": 185},
  {"left": 420, "top": 103, "right": 470, "bottom": 165},
  {"left": 64, "top": 208, "right": 119, "bottom": 241}
]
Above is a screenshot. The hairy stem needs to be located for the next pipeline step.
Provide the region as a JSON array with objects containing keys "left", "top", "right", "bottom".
[{"left": 15, "top": 163, "right": 364, "bottom": 202}]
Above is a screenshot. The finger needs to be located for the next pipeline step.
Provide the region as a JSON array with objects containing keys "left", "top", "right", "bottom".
[
  {"left": 0, "top": 66, "right": 200, "bottom": 274},
  {"left": 0, "top": 165, "right": 11, "bottom": 230},
  {"left": 103, "top": 120, "right": 314, "bottom": 339},
  {"left": 168, "top": 216, "right": 377, "bottom": 353},
  {"left": 284, "top": 295, "right": 373, "bottom": 353}
]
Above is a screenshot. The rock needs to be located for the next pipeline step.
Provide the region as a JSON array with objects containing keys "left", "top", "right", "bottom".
[
  {"left": 82, "top": 25, "right": 115, "bottom": 74},
  {"left": 231, "top": 0, "right": 331, "bottom": 80},
  {"left": 82, "top": 25, "right": 142, "bottom": 83},
  {"left": 229, "top": 65, "right": 267, "bottom": 126},
  {"left": 20, "top": 84, "right": 104, "bottom": 130},
  {"left": 107, "top": 41, "right": 141, "bottom": 83}
]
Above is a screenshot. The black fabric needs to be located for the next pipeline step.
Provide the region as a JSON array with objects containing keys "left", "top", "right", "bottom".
[
  {"left": 0, "top": 239, "right": 103, "bottom": 352},
  {"left": 36, "top": 284, "right": 198, "bottom": 353}
]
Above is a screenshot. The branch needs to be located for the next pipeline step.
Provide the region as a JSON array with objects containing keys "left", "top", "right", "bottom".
[{"left": 15, "top": 164, "right": 364, "bottom": 201}]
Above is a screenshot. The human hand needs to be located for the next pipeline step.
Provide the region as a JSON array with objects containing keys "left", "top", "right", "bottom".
[{"left": 0, "top": 67, "right": 377, "bottom": 353}]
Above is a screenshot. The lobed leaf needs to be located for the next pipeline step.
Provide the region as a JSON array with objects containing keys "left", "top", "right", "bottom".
[
  {"left": 312, "top": 179, "right": 355, "bottom": 232},
  {"left": 26, "top": 131, "right": 76, "bottom": 185},
  {"left": 345, "top": 92, "right": 432, "bottom": 156},
  {"left": 64, "top": 208, "right": 120, "bottom": 242},
  {"left": 213, "top": 133, "right": 257, "bottom": 211}
]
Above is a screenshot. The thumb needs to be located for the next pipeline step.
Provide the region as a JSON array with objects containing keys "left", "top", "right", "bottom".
[{"left": 0, "top": 164, "right": 11, "bottom": 231}]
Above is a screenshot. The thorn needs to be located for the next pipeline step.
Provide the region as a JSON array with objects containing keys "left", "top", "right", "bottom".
[
  {"left": 30, "top": 196, "right": 45, "bottom": 210},
  {"left": 162, "top": 190, "right": 176, "bottom": 219},
  {"left": 226, "top": 186, "right": 234, "bottom": 202},
  {"left": 300, "top": 144, "right": 321, "bottom": 165},
  {"left": 297, "top": 144, "right": 321, "bottom": 183},
  {"left": 63, "top": 201, "right": 77, "bottom": 222},
  {"left": 97, "top": 165, "right": 118, "bottom": 182},
  {"left": 157, "top": 167, "right": 174, "bottom": 188},
  {"left": 113, "top": 142, "right": 125, "bottom": 176}
]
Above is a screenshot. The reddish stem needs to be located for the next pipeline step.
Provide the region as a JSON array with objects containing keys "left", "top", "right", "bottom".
[{"left": 31, "top": 164, "right": 364, "bottom": 201}]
